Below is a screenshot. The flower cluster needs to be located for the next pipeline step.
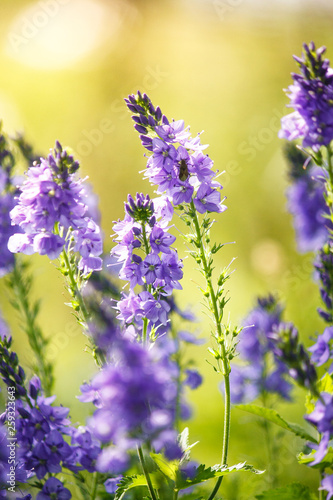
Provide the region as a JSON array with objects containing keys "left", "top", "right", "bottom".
[
  {"left": 314, "top": 243, "right": 333, "bottom": 323},
  {"left": 8, "top": 141, "right": 103, "bottom": 275},
  {"left": 279, "top": 42, "right": 333, "bottom": 151},
  {"left": 285, "top": 145, "right": 332, "bottom": 252},
  {"left": 0, "top": 129, "right": 20, "bottom": 277},
  {"left": 84, "top": 340, "right": 181, "bottom": 473},
  {"left": 125, "top": 92, "right": 226, "bottom": 215},
  {"left": 0, "top": 334, "right": 102, "bottom": 498},
  {"left": 230, "top": 296, "right": 292, "bottom": 403},
  {"left": 113, "top": 193, "right": 183, "bottom": 339},
  {"left": 269, "top": 322, "right": 318, "bottom": 393}
]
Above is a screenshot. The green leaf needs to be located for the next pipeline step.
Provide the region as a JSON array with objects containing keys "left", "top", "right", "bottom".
[
  {"left": 255, "top": 482, "right": 317, "bottom": 500},
  {"left": 298, "top": 447, "right": 333, "bottom": 469},
  {"left": 306, "top": 373, "right": 333, "bottom": 413},
  {"left": 114, "top": 474, "right": 158, "bottom": 500},
  {"left": 178, "top": 427, "right": 199, "bottom": 461},
  {"left": 176, "top": 462, "right": 264, "bottom": 490},
  {"left": 235, "top": 404, "right": 317, "bottom": 444},
  {"left": 150, "top": 453, "right": 178, "bottom": 482}
]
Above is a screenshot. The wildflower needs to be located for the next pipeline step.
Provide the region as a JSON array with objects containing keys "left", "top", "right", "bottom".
[
  {"left": 279, "top": 42, "right": 333, "bottom": 151},
  {"left": 229, "top": 296, "right": 292, "bottom": 403},
  {"left": 36, "top": 477, "right": 71, "bottom": 500},
  {"left": 315, "top": 244, "right": 333, "bottom": 322},
  {"left": 8, "top": 142, "right": 103, "bottom": 274},
  {"left": 125, "top": 92, "right": 226, "bottom": 215}
]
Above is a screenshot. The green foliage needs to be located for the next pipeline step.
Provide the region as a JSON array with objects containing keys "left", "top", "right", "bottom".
[
  {"left": 305, "top": 372, "right": 333, "bottom": 414},
  {"left": 235, "top": 404, "right": 317, "bottom": 443},
  {"left": 298, "top": 447, "right": 333, "bottom": 470},
  {"left": 175, "top": 462, "right": 264, "bottom": 491},
  {"left": 150, "top": 453, "right": 178, "bottom": 482},
  {"left": 6, "top": 256, "right": 54, "bottom": 395},
  {"left": 114, "top": 474, "right": 159, "bottom": 500},
  {"left": 255, "top": 482, "right": 317, "bottom": 500}
]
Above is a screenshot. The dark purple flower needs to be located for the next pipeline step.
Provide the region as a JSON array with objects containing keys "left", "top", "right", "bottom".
[{"left": 36, "top": 477, "right": 71, "bottom": 500}]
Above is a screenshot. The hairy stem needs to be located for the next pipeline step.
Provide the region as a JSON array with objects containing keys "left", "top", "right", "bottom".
[
  {"left": 90, "top": 471, "right": 98, "bottom": 500},
  {"left": 325, "top": 145, "right": 333, "bottom": 226},
  {"left": 61, "top": 248, "right": 106, "bottom": 366},
  {"left": 137, "top": 445, "right": 158, "bottom": 500},
  {"left": 189, "top": 202, "right": 231, "bottom": 500}
]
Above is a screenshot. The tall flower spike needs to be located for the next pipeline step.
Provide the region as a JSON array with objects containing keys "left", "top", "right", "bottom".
[
  {"left": 229, "top": 295, "right": 292, "bottom": 404},
  {"left": 268, "top": 322, "right": 318, "bottom": 394},
  {"left": 279, "top": 42, "right": 333, "bottom": 151},
  {"left": 125, "top": 92, "right": 226, "bottom": 216},
  {"left": 8, "top": 141, "right": 103, "bottom": 274}
]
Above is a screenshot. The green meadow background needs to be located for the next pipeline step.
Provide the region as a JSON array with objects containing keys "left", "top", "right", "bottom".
[{"left": 1, "top": 0, "right": 333, "bottom": 497}]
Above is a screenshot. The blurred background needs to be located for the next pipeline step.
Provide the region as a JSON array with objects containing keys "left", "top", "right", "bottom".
[{"left": 1, "top": 0, "right": 333, "bottom": 497}]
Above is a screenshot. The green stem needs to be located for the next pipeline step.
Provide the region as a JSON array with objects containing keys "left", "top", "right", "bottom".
[
  {"left": 61, "top": 248, "right": 89, "bottom": 323},
  {"left": 141, "top": 222, "right": 152, "bottom": 345},
  {"left": 61, "top": 249, "right": 106, "bottom": 366},
  {"left": 137, "top": 445, "right": 158, "bottom": 500},
  {"left": 90, "top": 471, "right": 98, "bottom": 500},
  {"left": 189, "top": 202, "right": 231, "bottom": 500},
  {"left": 8, "top": 257, "right": 53, "bottom": 396},
  {"left": 261, "top": 392, "right": 277, "bottom": 488},
  {"left": 325, "top": 145, "right": 333, "bottom": 225},
  {"left": 319, "top": 471, "right": 324, "bottom": 500}
]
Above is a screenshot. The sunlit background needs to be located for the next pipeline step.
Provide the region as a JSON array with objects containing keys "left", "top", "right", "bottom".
[{"left": 1, "top": 0, "right": 333, "bottom": 497}]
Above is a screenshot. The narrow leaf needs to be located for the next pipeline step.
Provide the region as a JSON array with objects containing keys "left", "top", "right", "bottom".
[{"left": 235, "top": 404, "right": 317, "bottom": 443}]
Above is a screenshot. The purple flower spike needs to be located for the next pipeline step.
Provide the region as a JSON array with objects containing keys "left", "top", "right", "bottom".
[{"left": 279, "top": 43, "right": 333, "bottom": 151}]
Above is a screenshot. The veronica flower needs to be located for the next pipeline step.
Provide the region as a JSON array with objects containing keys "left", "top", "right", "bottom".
[
  {"left": 8, "top": 142, "right": 103, "bottom": 274},
  {"left": 279, "top": 42, "right": 333, "bottom": 151},
  {"left": 229, "top": 295, "right": 292, "bottom": 403},
  {"left": 125, "top": 92, "right": 226, "bottom": 215}
]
